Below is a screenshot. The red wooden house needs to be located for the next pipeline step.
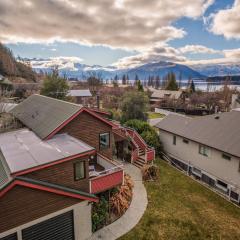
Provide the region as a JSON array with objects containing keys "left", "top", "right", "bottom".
[{"left": 0, "top": 94, "right": 155, "bottom": 240}]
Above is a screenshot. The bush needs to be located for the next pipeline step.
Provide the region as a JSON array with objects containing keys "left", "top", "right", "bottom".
[
  {"left": 110, "top": 174, "right": 133, "bottom": 217},
  {"left": 92, "top": 196, "right": 109, "bottom": 232},
  {"left": 125, "top": 119, "right": 163, "bottom": 155},
  {"left": 142, "top": 164, "right": 158, "bottom": 181}
]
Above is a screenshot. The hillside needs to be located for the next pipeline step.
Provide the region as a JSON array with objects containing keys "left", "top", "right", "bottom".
[{"left": 0, "top": 43, "right": 36, "bottom": 82}]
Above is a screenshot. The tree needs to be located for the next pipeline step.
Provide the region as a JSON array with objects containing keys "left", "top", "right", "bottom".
[
  {"left": 136, "top": 80, "right": 143, "bottom": 92},
  {"left": 165, "top": 72, "right": 179, "bottom": 91},
  {"left": 40, "top": 68, "right": 69, "bottom": 100},
  {"left": 121, "top": 91, "right": 149, "bottom": 122},
  {"left": 189, "top": 79, "right": 196, "bottom": 93},
  {"left": 155, "top": 76, "right": 160, "bottom": 89},
  {"left": 134, "top": 74, "right": 139, "bottom": 86},
  {"left": 87, "top": 72, "right": 102, "bottom": 94},
  {"left": 122, "top": 74, "right": 127, "bottom": 85}
]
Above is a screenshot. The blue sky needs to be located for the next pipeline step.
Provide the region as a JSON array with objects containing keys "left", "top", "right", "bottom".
[{"left": 2, "top": 0, "right": 240, "bottom": 67}]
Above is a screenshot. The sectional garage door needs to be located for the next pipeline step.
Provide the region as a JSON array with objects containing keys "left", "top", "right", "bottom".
[{"left": 22, "top": 211, "right": 74, "bottom": 240}]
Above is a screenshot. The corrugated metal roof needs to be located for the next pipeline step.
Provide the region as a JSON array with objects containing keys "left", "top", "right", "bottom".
[
  {"left": 0, "top": 128, "right": 94, "bottom": 174},
  {"left": 150, "top": 89, "right": 182, "bottom": 99},
  {"left": 156, "top": 112, "right": 240, "bottom": 158},
  {"left": 10, "top": 94, "right": 82, "bottom": 139},
  {"left": 67, "top": 89, "right": 92, "bottom": 97},
  {"left": 0, "top": 151, "right": 11, "bottom": 189}
]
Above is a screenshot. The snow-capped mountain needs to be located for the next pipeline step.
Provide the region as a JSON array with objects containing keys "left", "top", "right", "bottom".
[
  {"left": 29, "top": 58, "right": 205, "bottom": 80},
  {"left": 191, "top": 63, "right": 240, "bottom": 77}
]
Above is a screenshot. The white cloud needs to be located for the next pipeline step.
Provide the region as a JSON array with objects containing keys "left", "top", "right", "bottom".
[
  {"left": 31, "top": 56, "right": 83, "bottom": 71},
  {"left": 113, "top": 44, "right": 186, "bottom": 68},
  {"left": 209, "top": 0, "right": 240, "bottom": 39},
  {"left": 0, "top": 0, "right": 213, "bottom": 49},
  {"left": 179, "top": 45, "right": 220, "bottom": 54}
]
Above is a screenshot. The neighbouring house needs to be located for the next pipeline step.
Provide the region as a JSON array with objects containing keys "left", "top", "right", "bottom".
[
  {"left": 156, "top": 111, "right": 240, "bottom": 204},
  {"left": 150, "top": 88, "right": 183, "bottom": 106},
  {"left": 0, "top": 94, "right": 155, "bottom": 239},
  {"left": 231, "top": 93, "right": 240, "bottom": 110},
  {"left": 67, "top": 89, "right": 92, "bottom": 105},
  {"left": 0, "top": 75, "right": 13, "bottom": 92}
]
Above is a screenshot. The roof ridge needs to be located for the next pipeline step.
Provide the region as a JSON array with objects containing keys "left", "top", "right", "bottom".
[{"left": 33, "top": 94, "right": 82, "bottom": 108}]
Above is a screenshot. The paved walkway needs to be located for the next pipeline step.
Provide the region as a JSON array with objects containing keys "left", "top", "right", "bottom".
[{"left": 88, "top": 163, "right": 148, "bottom": 240}]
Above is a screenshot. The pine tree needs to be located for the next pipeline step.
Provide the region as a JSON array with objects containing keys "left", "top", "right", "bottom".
[
  {"left": 122, "top": 74, "right": 126, "bottom": 85},
  {"left": 165, "top": 72, "right": 179, "bottom": 91},
  {"left": 155, "top": 75, "right": 160, "bottom": 89}
]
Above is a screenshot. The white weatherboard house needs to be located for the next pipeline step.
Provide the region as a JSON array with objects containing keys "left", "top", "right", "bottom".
[{"left": 156, "top": 110, "right": 240, "bottom": 203}]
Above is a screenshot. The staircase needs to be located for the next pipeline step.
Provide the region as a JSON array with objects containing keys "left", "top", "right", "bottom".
[{"left": 124, "top": 127, "right": 155, "bottom": 169}]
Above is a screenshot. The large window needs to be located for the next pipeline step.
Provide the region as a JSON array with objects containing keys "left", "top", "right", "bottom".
[
  {"left": 199, "top": 144, "right": 210, "bottom": 157},
  {"left": 74, "top": 161, "right": 85, "bottom": 180},
  {"left": 99, "top": 132, "right": 110, "bottom": 149}
]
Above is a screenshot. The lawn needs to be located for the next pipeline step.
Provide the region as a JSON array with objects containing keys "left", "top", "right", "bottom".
[
  {"left": 147, "top": 112, "right": 165, "bottom": 119},
  {"left": 120, "top": 160, "right": 240, "bottom": 240}
]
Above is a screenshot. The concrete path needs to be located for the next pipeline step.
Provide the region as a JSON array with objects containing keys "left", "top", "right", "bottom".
[{"left": 88, "top": 163, "right": 148, "bottom": 240}]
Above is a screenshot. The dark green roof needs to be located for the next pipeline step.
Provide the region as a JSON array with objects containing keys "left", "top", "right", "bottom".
[
  {"left": 11, "top": 94, "right": 82, "bottom": 139},
  {"left": 16, "top": 176, "right": 98, "bottom": 200}
]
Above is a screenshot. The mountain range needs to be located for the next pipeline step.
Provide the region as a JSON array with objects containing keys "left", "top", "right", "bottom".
[{"left": 29, "top": 57, "right": 240, "bottom": 81}]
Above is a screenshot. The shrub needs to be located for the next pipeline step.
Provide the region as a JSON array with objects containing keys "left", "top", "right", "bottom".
[
  {"left": 110, "top": 174, "right": 134, "bottom": 217},
  {"left": 92, "top": 196, "right": 109, "bottom": 232},
  {"left": 125, "top": 119, "right": 163, "bottom": 155},
  {"left": 142, "top": 164, "right": 158, "bottom": 181}
]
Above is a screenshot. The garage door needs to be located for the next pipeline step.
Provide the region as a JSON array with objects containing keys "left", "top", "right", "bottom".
[
  {"left": 0, "top": 233, "right": 17, "bottom": 240},
  {"left": 22, "top": 211, "right": 74, "bottom": 240}
]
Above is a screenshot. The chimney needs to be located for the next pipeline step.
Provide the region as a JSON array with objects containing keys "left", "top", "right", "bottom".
[{"left": 96, "top": 93, "right": 100, "bottom": 109}]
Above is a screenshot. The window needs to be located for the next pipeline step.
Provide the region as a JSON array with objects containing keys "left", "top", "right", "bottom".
[
  {"left": 216, "top": 180, "right": 228, "bottom": 190},
  {"left": 173, "top": 135, "right": 176, "bottom": 145},
  {"left": 182, "top": 138, "right": 189, "bottom": 144},
  {"left": 74, "top": 161, "right": 85, "bottom": 180},
  {"left": 99, "top": 132, "right": 110, "bottom": 149},
  {"left": 222, "top": 153, "right": 231, "bottom": 161},
  {"left": 199, "top": 144, "right": 210, "bottom": 157}
]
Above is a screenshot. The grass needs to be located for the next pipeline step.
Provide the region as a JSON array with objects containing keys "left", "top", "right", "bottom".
[
  {"left": 120, "top": 160, "right": 240, "bottom": 240},
  {"left": 148, "top": 112, "right": 165, "bottom": 119}
]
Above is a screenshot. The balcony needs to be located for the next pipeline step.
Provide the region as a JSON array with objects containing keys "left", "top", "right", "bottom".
[{"left": 89, "top": 154, "right": 124, "bottom": 194}]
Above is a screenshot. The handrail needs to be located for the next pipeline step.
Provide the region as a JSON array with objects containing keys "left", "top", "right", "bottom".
[
  {"left": 97, "top": 153, "right": 123, "bottom": 167},
  {"left": 91, "top": 165, "right": 124, "bottom": 179},
  {"left": 125, "top": 127, "right": 147, "bottom": 149}
]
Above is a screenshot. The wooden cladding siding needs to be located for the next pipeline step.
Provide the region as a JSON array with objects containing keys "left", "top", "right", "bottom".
[
  {"left": 59, "top": 111, "right": 114, "bottom": 159},
  {"left": 0, "top": 186, "right": 80, "bottom": 233},
  {"left": 25, "top": 157, "right": 90, "bottom": 193}
]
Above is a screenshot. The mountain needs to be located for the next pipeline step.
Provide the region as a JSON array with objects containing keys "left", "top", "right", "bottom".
[
  {"left": 30, "top": 58, "right": 205, "bottom": 81},
  {"left": 191, "top": 63, "right": 240, "bottom": 77}
]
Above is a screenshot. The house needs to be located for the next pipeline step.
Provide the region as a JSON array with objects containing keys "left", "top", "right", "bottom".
[
  {"left": 156, "top": 111, "right": 240, "bottom": 204},
  {"left": 0, "top": 94, "right": 155, "bottom": 239},
  {"left": 231, "top": 93, "right": 240, "bottom": 110},
  {"left": 67, "top": 89, "right": 92, "bottom": 105},
  {"left": 149, "top": 89, "right": 183, "bottom": 105}
]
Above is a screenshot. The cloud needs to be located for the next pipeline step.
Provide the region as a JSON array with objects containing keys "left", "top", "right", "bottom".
[
  {"left": 179, "top": 45, "right": 220, "bottom": 54},
  {"left": 209, "top": 0, "right": 240, "bottom": 39},
  {"left": 113, "top": 44, "right": 186, "bottom": 68},
  {"left": 30, "top": 56, "right": 83, "bottom": 71},
  {"left": 0, "top": 0, "right": 213, "bottom": 49}
]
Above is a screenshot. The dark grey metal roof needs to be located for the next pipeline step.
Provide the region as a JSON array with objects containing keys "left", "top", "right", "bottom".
[
  {"left": 156, "top": 111, "right": 240, "bottom": 158},
  {"left": 10, "top": 94, "right": 82, "bottom": 139},
  {"left": 15, "top": 176, "right": 98, "bottom": 200},
  {"left": 0, "top": 128, "right": 94, "bottom": 174},
  {"left": 67, "top": 89, "right": 92, "bottom": 97}
]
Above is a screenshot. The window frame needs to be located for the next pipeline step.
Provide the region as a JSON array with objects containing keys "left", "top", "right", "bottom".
[
  {"left": 222, "top": 153, "right": 231, "bottom": 161},
  {"left": 99, "top": 132, "right": 110, "bottom": 150},
  {"left": 199, "top": 144, "right": 210, "bottom": 157},
  {"left": 74, "top": 161, "right": 85, "bottom": 181},
  {"left": 173, "top": 135, "right": 176, "bottom": 145}
]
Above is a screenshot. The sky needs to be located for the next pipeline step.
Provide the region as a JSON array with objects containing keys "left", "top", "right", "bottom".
[{"left": 1, "top": 0, "right": 240, "bottom": 68}]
